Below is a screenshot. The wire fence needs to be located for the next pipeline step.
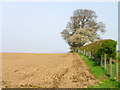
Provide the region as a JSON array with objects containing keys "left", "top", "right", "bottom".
[{"left": 78, "top": 50, "right": 119, "bottom": 81}]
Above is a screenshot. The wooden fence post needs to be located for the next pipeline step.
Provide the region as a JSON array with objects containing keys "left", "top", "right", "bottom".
[
  {"left": 87, "top": 51, "right": 88, "bottom": 56},
  {"left": 85, "top": 50, "right": 87, "bottom": 56},
  {"left": 91, "top": 50, "right": 92, "bottom": 58},
  {"left": 84, "top": 49, "right": 85, "bottom": 55},
  {"left": 104, "top": 54, "right": 107, "bottom": 70},
  {"left": 115, "top": 52, "right": 119, "bottom": 81},
  {"left": 87, "top": 51, "right": 89, "bottom": 57},
  {"left": 116, "top": 59, "right": 118, "bottom": 81},
  {"left": 110, "top": 57, "right": 112, "bottom": 78},
  {"left": 101, "top": 55, "right": 103, "bottom": 66},
  {"left": 86, "top": 51, "right": 88, "bottom": 56},
  {"left": 89, "top": 51, "right": 91, "bottom": 58}
]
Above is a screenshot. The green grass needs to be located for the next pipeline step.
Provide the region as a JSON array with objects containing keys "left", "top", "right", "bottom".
[
  {"left": 77, "top": 52, "right": 119, "bottom": 88},
  {"left": 106, "top": 63, "right": 117, "bottom": 79}
]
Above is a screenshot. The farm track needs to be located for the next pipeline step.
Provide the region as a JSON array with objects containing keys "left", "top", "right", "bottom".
[{"left": 2, "top": 53, "right": 99, "bottom": 88}]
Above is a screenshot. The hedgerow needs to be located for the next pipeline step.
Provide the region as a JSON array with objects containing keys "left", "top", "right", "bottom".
[{"left": 79, "top": 39, "right": 117, "bottom": 61}]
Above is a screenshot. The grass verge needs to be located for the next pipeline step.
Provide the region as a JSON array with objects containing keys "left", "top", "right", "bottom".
[{"left": 77, "top": 52, "right": 119, "bottom": 88}]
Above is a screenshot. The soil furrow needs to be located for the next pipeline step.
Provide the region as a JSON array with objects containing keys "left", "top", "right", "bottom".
[{"left": 2, "top": 53, "right": 98, "bottom": 88}]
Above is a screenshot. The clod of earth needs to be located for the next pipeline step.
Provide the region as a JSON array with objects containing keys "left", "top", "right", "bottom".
[{"left": 2, "top": 53, "right": 99, "bottom": 88}]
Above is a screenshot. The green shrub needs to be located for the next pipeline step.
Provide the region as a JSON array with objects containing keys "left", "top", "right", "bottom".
[
  {"left": 79, "top": 39, "right": 117, "bottom": 63},
  {"left": 96, "top": 40, "right": 117, "bottom": 59}
]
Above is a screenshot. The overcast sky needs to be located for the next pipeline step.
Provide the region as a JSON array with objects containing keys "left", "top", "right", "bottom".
[{"left": 1, "top": 2, "right": 118, "bottom": 53}]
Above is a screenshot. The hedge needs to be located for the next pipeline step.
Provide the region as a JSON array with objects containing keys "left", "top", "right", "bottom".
[{"left": 78, "top": 39, "right": 117, "bottom": 61}]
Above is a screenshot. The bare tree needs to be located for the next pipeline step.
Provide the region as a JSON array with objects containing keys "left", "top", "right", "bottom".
[{"left": 61, "top": 9, "right": 105, "bottom": 48}]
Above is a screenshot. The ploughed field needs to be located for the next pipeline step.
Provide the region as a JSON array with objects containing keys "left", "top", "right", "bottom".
[{"left": 2, "top": 53, "right": 98, "bottom": 88}]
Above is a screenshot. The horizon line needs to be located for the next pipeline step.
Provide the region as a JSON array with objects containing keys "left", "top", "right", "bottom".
[{"left": 0, "top": 51, "right": 68, "bottom": 54}]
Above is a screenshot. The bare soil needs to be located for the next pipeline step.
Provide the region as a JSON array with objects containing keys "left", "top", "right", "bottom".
[{"left": 2, "top": 53, "right": 99, "bottom": 88}]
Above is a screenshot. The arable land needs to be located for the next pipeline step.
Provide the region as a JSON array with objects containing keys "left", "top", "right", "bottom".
[{"left": 2, "top": 53, "right": 98, "bottom": 88}]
